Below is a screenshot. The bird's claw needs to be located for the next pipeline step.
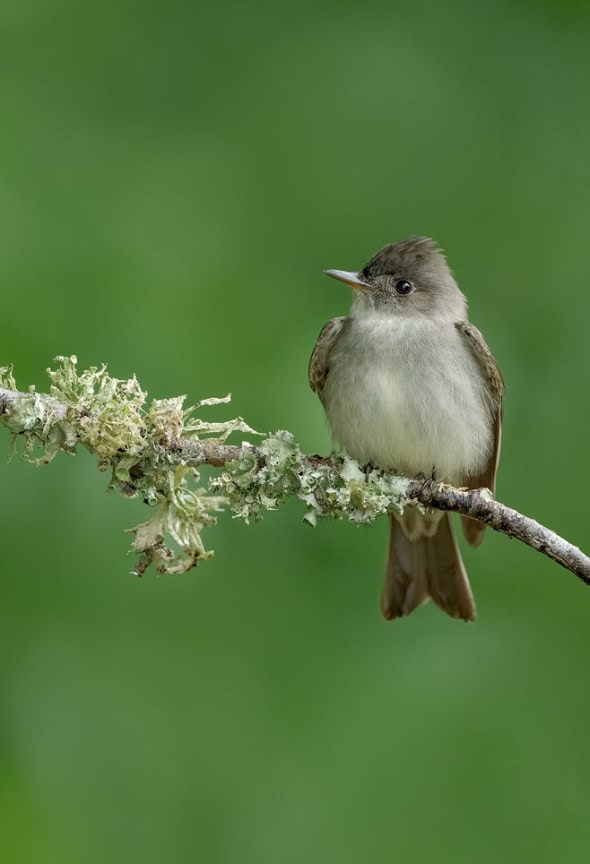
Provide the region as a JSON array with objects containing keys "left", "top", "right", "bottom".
[{"left": 362, "top": 461, "right": 375, "bottom": 481}]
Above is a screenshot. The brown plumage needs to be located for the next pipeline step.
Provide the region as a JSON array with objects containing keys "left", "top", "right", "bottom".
[{"left": 455, "top": 321, "right": 504, "bottom": 546}]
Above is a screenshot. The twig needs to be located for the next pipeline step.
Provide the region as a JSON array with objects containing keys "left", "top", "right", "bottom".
[
  {"left": 405, "top": 479, "right": 590, "bottom": 585},
  {"left": 0, "top": 387, "right": 66, "bottom": 418}
]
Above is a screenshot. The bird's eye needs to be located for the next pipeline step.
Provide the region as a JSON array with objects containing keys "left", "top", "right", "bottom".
[{"left": 395, "top": 279, "right": 413, "bottom": 295}]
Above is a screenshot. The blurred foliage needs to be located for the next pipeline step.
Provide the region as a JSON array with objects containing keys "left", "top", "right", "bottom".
[{"left": 1, "top": 0, "right": 590, "bottom": 862}]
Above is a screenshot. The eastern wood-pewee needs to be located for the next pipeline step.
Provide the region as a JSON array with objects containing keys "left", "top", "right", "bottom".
[{"left": 309, "top": 237, "right": 504, "bottom": 621}]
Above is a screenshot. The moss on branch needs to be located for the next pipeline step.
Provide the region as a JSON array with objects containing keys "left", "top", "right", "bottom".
[{"left": 0, "top": 358, "right": 409, "bottom": 578}]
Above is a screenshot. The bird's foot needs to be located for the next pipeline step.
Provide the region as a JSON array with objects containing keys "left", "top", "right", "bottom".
[
  {"left": 361, "top": 461, "right": 375, "bottom": 482},
  {"left": 413, "top": 469, "right": 438, "bottom": 495}
]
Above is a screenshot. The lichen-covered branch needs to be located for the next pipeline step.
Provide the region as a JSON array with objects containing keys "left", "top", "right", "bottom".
[{"left": 1, "top": 358, "right": 589, "bottom": 585}]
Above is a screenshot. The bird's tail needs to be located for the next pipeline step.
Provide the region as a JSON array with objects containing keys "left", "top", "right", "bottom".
[{"left": 381, "top": 513, "right": 476, "bottom": 621}]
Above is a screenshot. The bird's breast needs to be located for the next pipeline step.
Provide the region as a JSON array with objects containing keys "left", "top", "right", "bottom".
[{"left": 321, "top": 316, "right": 492, "bottom": 483}]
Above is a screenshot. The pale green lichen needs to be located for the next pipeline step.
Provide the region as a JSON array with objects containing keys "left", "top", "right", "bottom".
[
  {"left": 146, "top": 397, "right": 185, "bottom": 446},
  {"left": 48, "top": 355, "right": 147, "bottom": 463},
  {"left": 128, "top": 465, "right": 227, "bottom": 576},
  {"left": 1, "top": 357, "right": 415, "bottom": 579},
  {"left": 1, "top": 357, "right": 262, "bottom": 576},
  {"left": 0, "top": 364, "right": 17, "bottom": 389},
  {"left": 210, "top": 430, "right": 410, "bottom": 528}
]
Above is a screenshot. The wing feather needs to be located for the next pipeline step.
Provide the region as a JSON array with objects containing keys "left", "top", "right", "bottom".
[
  {"left": 456, "top": 321, "right": 504, "bottom": 546},
  {"left": 308, "top": 317, "right": 348, "bottom": 401}
]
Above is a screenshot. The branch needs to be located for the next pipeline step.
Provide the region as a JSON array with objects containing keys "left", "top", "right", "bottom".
[
  {"left": 404, "top": 479, "right": 590, "bottom": 584},
  {"left": 1, "top": 358, "right": 588, "bottom": 586}
]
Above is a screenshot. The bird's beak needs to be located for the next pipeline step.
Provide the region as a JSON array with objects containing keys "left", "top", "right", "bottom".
[{"left": 323, "top": 269, "right": 370, "bottom": 291}]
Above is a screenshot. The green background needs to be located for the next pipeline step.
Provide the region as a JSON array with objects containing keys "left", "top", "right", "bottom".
[{"left": 2, "top": 0, "right": 590, "bottom": 861}]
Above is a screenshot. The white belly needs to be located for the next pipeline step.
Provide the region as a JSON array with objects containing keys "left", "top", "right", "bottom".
[{"left": 322, "top": 316, "right": 492, "bottom": 483}]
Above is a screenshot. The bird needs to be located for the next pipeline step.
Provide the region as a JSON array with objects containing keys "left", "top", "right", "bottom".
[{"left": 309, "top": 237, "right": 504, "bottom": 621}]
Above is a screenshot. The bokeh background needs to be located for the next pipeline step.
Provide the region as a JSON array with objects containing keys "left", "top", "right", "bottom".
[{"left": 1, "top": 0, "right": 590, "bottom": 861}]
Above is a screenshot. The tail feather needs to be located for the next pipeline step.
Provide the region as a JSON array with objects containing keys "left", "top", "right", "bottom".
[
  {"left": 381, "top": 515, "right": 429, "bottom": 618},
  {"left": 381, "top": 514, "right": 476, "bottom": 622}
]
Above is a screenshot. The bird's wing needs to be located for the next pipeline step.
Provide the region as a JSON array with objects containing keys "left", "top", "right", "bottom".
[
  {"left": 455, "top": 320, "right": 505, "bottom": 547},
  {"left": 308, "top": 316, "right": 348, "bottom": 400}
]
